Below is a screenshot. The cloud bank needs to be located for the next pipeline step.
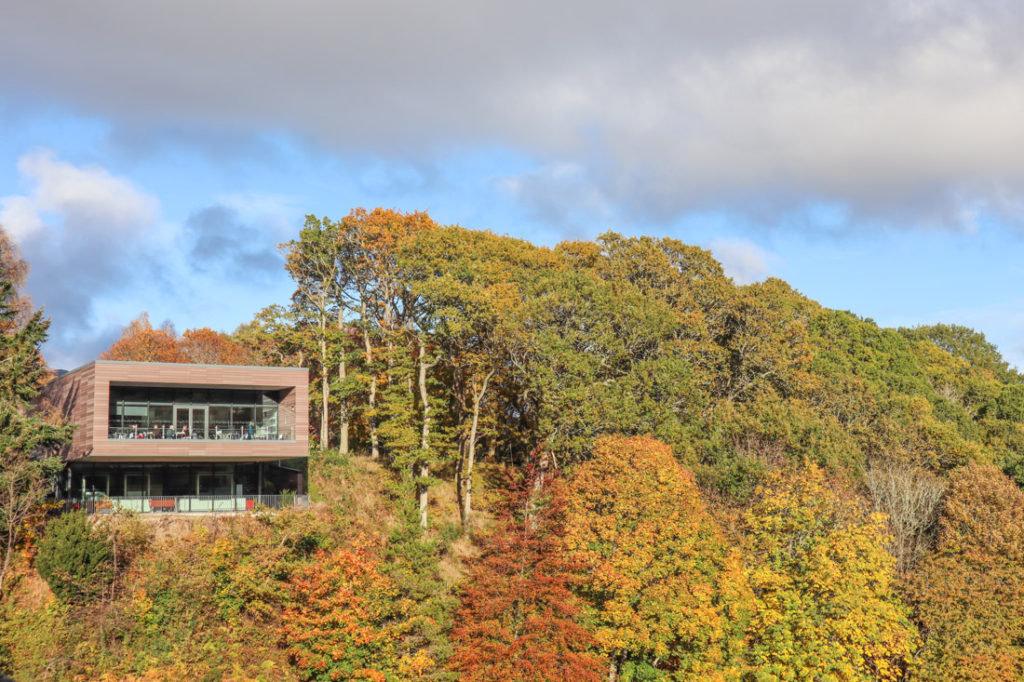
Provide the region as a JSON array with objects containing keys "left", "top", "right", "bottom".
[{"left": 5, "top": 1, "right": 1024, "bottom": 227}]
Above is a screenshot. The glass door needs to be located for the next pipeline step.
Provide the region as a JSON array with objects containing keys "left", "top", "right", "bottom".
[
  {"left": 191, "top": 406, "right": 208, "bottom": 439},
  {"left": 173, "top": 406, "right": 209, "bottom": 439},
  {"left": 174, "top": 406, "right": 190, "bottom": 439}
]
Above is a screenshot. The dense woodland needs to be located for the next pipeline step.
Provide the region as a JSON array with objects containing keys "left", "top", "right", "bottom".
[{"left": 2, "top": 209, "right": 1024, "bottom": 680}]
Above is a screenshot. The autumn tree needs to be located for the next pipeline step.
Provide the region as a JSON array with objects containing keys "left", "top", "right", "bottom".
[
  {"left": 234, "top": 304, "right": 306, "bottom": 367},
  {"left": 908, "top": 463, "right": 1024, "bottom": 680},
  {"left": 179, "top": 327, "right": 251, "bottom": 365},
  {"left": 0, "top": 273, "right": 73, "bottom": 595},
  {"left": 100, "top": 312, "right": 184, "bottom": 363},
  {"left": 450, "top": 461, "right": 605, "bottom": 681},
  {"left": 399, "top": 225, "right": 536, "bottom": 525},
  {"left": 563, "top": 435, "right": 752, "bottom": 680},
  {"left": 283, "top": 216, "right": 345, "bottom": 449},
  {"left": 280, "top": 539, "right": 405, "bottom": 681},
  {"left": 742, "top": 464, "right": 917, "bottom": 680}
]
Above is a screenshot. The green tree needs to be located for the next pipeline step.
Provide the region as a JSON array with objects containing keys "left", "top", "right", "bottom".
[
  {"left": 35, "top": 511, "right": 113, "bottom": 602},
  {"left": 0, "top": 268, "right": 73, "bottom": 595}
]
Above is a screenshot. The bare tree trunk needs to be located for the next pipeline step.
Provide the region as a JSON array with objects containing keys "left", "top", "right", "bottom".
[
  {"left": 319, "top": 333, "right": 329, "bottom": 449},
  {"left": 361, "top": 316, "right": 379, "bottom": 460},
  {"left": 0, "top": 527, "right": 15, "bottom": 596},
  {"left": 337, "top": 310, "right": 349, "bottom": 454},
  {"left": 456, "top": 434, "right": 466, "bottom": 519},
  {"left": 417, "top": 338, "right": 432, "bottom": 528},
  {"left": 338, "top": 355, "right": 349, "bottom": 454},
  {"left": 461, "top": 370, "right": 494, "bottom": 527}
]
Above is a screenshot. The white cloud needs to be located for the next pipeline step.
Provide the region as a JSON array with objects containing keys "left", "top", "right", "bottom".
[
  {"left": 708, "top": 238, "right": 773, "bottom": 285},
  {"left": 0, "top": 195, "right": 45, "bottom": 241},
  {"left": 8, "top": 149, "right": 159, "bottom": 234}
]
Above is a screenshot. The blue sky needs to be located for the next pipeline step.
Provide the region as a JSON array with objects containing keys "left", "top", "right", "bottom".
[{"left": 1, "top": 1, "right": 1022, "bottom": 369}]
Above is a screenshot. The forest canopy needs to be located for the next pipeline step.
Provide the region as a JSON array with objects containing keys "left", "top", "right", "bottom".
[{"left": 6, "top": 210, "right": 1024, "bottom": 680}]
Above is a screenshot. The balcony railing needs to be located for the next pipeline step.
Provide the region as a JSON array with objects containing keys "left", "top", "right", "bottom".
[
  {"left": 69, "top": 494, "right": 310, "bottom": 515},
  {"left": 108, "top": 426, "right": 294, "bottom": 441}
]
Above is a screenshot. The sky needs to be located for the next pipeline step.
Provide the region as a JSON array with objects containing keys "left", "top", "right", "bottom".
[{"left": 1, "top": 0, "right": 1022, "bottom": 370}]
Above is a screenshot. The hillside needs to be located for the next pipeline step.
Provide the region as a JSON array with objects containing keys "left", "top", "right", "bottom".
[{"left": 2, "top": 212, "right": 1024, "bottom": 680}]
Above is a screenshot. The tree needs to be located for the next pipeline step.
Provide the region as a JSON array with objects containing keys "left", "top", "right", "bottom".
[
  {"left": 283, "top": 216, "right": 344, "bottom": 449},
  {"left": 563, "top": 435, "right": 752, "bottom": 680},
  {"left": 100, "top": 312, "right": 184, "bottom": 363},
  {"left": 35, "top": 511, "right": 113, "bottom": 602},
  {"left": 742, "top": 464, "right": 918, "bottom": 680},
  {"left": 864, "top": 463, "right": 945, "bottom": 574},
  {"left": 908, "top": 463, "right": 1024, "bottom": 680},
  {"left": 179, "top": 327, "right": 251, "bottom": 365},
  {"left": 383, "top": 497, "right": 457, "bottom": 676},
  {"left": 280, "top": 539, "right": 404, "bottom": 681},
  {"left": 0, "top": 269, "right": 73, "bottom": 596},
  {"left": 450, "top": 461, "right": 605, "bottom": 681}
]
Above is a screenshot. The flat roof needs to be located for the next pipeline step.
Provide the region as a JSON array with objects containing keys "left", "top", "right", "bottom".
[{"left": 55, "top": 359, "right": 307, "bottom": 378}]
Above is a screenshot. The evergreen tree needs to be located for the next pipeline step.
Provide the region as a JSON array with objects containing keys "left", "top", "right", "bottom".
[
  {"left": 35, "top": 511, "right": 113, "bottom": 602},
  {"left": 0, "top": 272, "right": 73, "bottom": 595}
]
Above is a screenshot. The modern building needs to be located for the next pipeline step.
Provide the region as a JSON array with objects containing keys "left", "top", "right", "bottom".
[{"left": 38, "top": 360, "right": 309, "bottom": 513}]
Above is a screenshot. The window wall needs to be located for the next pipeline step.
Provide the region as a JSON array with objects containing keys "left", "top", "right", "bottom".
[{"left": 108, "top": 386, "right": 282, "bottom": 439}]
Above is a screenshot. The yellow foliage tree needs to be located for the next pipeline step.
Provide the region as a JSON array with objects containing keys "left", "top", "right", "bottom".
[
  {"left": 743, "top": 464, "right": 917, "bottom": 680},
  {"left": 564, "top": 435, "right": 752, "bottom": 680}
]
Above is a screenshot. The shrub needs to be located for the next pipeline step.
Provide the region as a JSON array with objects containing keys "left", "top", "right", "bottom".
[{"left": 35, "top": 511, "right": 113, "bottom": 602}]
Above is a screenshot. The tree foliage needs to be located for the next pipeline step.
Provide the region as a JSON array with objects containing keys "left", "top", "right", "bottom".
[
  {"left": 0, "top": 254, "right": 73, "bottom": 596},
  {"left": 742, "top": 464, "right": 918, "bottom": 680},
  {"left": 35, "top": 511, "right": 113, "bottom": 603},
  {"left": 908, "top": 463, "right": 1024, "bottom": 680},
  {"left": 564, "top": 436, "right": 751, "bottom": 680},
  {"left": 450, "top": 461, "right": 605, "bottom": 682},
  {"left": 100, "top": 312, "right": 251, "bottom": 365}
]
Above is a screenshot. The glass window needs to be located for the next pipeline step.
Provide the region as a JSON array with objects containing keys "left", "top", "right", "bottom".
[
  {"left": 149, "top": 405, "right": 172, "bottom": 438},
  {"left": 232, "top": 406, "right": 255, "bottom": 431},
  {"left": 209, "top": 389, "right": 232, "bottom": 405},
  {"left": 123, "top": 403, "right": 148, "bottom": 430},
  {"left": 209, "top": 406, "right": 232, "bottom": 438},
  {"left": 149, "top": 388, "right": 174, "bottom": 404},
  {"left": 120, "top": 387, "right": 146, "bottom": 402},
  {"left": 233, "top": 390, "right": 259, "bottom": 405}
]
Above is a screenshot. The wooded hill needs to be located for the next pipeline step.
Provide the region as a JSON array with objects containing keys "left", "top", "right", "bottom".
[{"left": 3, "top": 210, "right": 1024, "bottom": 680}]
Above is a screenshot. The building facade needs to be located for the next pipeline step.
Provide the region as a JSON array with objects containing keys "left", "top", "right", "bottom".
[{"left": 38, "top": 360, "right": 309, "bottom": 513}]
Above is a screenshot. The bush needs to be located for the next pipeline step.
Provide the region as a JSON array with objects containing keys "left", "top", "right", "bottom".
[{"left": 35, "top": 511, "right": 113, "bottom": 602}]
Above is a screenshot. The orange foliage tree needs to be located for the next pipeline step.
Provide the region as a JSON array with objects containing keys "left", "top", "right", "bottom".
[
  {"left": 908, "top": 462, "right": 1024, "bottom": 679},
  {"left": 449, "top": 461, "right": 606, "bottom": 682},
  {"left": 563, "top": 435, "right": 752, "bottom": 680},
  {"left": 179, "top": 327, "right": 251, "bottom": 365},
  {"left": 101, "top": 313, "right": 250, "bottom": 365},
  {"left": 742, "top": 464, "right": 917, "bottom": 680},
  {"left": 100, "top": 313, "right": 184, "bottom": 362},
  {"left": 280, "top": 540, "right": 405, "bottom": 681}
]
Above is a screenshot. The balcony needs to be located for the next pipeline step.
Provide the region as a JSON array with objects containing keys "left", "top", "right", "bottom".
[{"left": 108, "top": 425, "right": 295, "bottom": 442}]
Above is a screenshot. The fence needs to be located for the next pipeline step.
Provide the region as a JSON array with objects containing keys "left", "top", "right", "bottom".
[{"left": 69, "top": 494, "right": 310, "bottom": 515}]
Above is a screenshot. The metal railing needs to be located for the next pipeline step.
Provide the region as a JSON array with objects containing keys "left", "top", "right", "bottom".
[
  {"left": 107, "top": 426, "right": 294, "bottom": 441},
  {"left": 68, "top": 494, "right": 310, "bottom": 514}
]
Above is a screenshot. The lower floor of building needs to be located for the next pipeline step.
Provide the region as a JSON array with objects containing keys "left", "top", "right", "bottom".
[{"left": 61, "top": 460, "right": 307, "bottom": 503}]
